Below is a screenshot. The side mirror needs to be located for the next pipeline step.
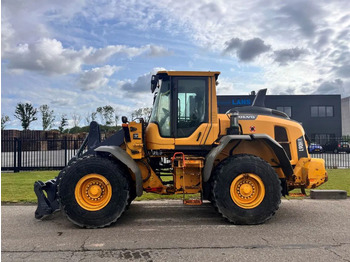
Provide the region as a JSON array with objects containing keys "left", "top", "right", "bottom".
[
  {"left": 121, "top": 116, "right": 128, "bottom": 123},
  {"left": 151, "top": 75, "right": 159, "bottom": 93}
]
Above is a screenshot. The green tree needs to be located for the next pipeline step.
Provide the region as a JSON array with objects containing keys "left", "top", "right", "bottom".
[
  {"left": 1, "top": 114, "right": 10, "bottom": 130},
  {"left": 97, "top": 106, "right": 115, "bottom": 126},
  {"left": 132, "top": 107, "right": 152, "bottom": 122},
  {"left": 58, "top": 114, "right": 68, "bottom": 133},
  {"left": 39, "top": 104, "right": 55, "bottom": 130},
  {"left": 14, "top": 103, "right": 38, "bottom": 130}
]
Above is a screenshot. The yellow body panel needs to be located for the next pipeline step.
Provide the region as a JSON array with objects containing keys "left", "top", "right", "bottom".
[
  {"left": 145, "top": 123, "right": 175, "bottom": 150},
  {"left": 125, "top": 121, "right": 145, "bottom": 159},
  {"left": 293, "top": 158, "right": 328, "bottom": 189},
  {"left": 174, "top": 123, "right": 212, "bottom": 146},
  {"left": 136, "top": 160, "right": 167, "bottom": 193},
  {"left": 218, "top": 114, "right": 307, "bottom": 165},
  {"left": 173, "top": 157, "right": 203, "bottom": 194}
]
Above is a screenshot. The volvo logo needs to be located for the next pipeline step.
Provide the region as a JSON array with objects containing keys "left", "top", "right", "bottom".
[{"left": 238, "top": 115, "right": 257, "bottom": 120}]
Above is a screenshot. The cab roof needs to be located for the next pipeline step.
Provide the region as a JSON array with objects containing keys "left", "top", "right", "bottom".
[{"left": 157, "top": 71, "right": 220, "bottom": 78}]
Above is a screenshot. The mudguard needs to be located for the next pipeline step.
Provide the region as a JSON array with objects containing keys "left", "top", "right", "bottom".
[
  {"left": 203, "top": 134, "right": 294, "bottom": 182},
  {"left": 95, "top": 146, "right": 143, "bottom": 197}
]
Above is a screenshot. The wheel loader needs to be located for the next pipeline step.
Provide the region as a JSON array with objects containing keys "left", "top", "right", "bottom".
[{"left": 34, "top": 71, "right": 328, "bottom": 228}]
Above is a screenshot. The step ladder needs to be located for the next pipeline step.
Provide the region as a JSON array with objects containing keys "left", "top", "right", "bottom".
[{"left": 171, "top": 152, "right": 203, "bottom": 206}]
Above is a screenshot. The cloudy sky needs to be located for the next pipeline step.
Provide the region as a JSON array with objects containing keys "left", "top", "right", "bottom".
[{"left": 2, "top": 0, "right": 350, "bottom": 129}]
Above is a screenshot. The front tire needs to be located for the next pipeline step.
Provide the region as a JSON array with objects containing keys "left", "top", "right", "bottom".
[
  {"left": 212, "top": 154, "right": 281, "bottom": 225},
  {"left": 58, "top": 155, "right": 130, "bottom": 228}
]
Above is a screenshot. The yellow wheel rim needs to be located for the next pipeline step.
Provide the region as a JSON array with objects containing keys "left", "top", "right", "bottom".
[
  {"left": 75, "top": 174, "right": 112, "bottom": 211},
  {"left": 230, "top": 173, "right": 265, "bottom": 209}
]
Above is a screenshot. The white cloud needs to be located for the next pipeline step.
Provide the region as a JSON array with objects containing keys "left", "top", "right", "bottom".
[
  {"left": 1, "top": 0, "right": 86, "bottom": 44},
  {"left": 5, "top": 38, "right": 86, "bottom": 75},
  {"left": 83, "top": 0, "right": 349, "bottom": 96},
  {"left": 79, "top": 65, "right": 121, "bottom": 91},
  {"left": 148, "top": 45, "right": 172, "bottom": 57},
  {"left": 3, "top": 37, "right": 169, "bottom": 76}
]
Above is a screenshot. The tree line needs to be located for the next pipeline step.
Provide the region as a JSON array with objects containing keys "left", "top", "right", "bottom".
[{"left": 1, "top": 103, "right": 152, "bottom": 132}]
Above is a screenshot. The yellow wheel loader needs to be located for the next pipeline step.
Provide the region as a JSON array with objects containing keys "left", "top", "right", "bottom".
[{"left": 34, "top": 71, "right": 327, "bottom": 228}]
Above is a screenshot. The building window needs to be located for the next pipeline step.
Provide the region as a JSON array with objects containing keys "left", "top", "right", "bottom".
[
  {"left": 276, "top": 106, "right": 292, "bottom": 117},
  {"left": 326, "top": 106, "right": 333, "bottom": 117},
  {"left": 311, "top": 106, "right": 334, "bottom": 117},
  {"left": 311, "top": 133, "right": 336, "bottom": 145}
]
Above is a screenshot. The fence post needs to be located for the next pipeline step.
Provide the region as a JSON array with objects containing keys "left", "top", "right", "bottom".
[
  {"left": 18, "top": 139, "right": 22, "bottom": 172},
  {"left": 64, "top": 137, "right": 68, "bottom": 167},
  {"left": 14, "top": 138, "right": 18, "bottom": 173}
]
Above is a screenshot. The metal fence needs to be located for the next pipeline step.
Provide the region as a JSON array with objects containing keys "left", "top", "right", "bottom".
[
  {"left": 1, "top": 138, "right": 350, "bottom": 171},
  {"left": 1, "top": 138, "right": 84, "bottom": 172},
  {"left": 308, "top": 153, "right": 350, "bottom": 169}
]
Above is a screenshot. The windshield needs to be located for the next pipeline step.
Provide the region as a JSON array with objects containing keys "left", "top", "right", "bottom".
[{"left": 149, "top": 78, "right": 171, "bottom": 137}]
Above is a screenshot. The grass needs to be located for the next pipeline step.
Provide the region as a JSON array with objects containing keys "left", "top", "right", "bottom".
[
  {"left": 1, "top": 169, "right": 349, "bottom": 203},
  {"left": 1, "top": 171, "right": 58, "bottom": 203}
]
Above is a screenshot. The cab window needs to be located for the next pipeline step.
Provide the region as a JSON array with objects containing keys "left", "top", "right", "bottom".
[{"left": 176, "top": 78, "right": 207, "bottom": 138}]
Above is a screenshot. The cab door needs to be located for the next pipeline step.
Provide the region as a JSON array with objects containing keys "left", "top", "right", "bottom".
[
  {"left": 146, "top": 76, "right": 175, "bottom": 150},
  {"left": 173, "top": 77, "right": 211, "bottom": 148}
]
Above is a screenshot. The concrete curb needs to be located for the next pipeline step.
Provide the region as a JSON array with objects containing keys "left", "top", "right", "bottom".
[{"left": 310, "top": 189, "right": 348, "bottom": 200}]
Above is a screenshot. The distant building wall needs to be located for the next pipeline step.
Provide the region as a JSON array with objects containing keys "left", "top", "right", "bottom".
[{"left": 217, "top": 94, "right": 342, "bottom": 141}]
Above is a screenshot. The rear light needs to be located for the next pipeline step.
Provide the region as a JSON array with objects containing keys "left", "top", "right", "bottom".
[{"left": 338, "top": 144, "right": 340, "bottom": 147}]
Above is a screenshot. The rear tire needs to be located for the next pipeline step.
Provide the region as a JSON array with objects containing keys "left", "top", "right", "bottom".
[
  {"left": 212, "top": 154, "right": 281, "bottom": 225},
  {"left": 58, "top": 155, "right": 130, "bottom": 228}
]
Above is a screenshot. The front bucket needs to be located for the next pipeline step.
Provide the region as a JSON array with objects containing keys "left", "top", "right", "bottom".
[{"left": 34, "top": 179, "right": 60, "bottom": 219}]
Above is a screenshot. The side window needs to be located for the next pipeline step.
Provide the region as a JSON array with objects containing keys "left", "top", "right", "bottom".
[
  {"left": 177, "top": 78, "right": 207, "bottom": 138},
  {"left": 274, "top": 126, "right": 291, "bottom": 159},
  {"left": 149, "top": 79, "right": 171, "bottom": 137}
]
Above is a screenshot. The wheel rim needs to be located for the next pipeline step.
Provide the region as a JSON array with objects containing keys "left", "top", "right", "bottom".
[
  {"left": 230, "top": 173, "right": 265, "bottom": 209},
  {"left": 75, "top": 174, "right": 112, "bottom": 211}
]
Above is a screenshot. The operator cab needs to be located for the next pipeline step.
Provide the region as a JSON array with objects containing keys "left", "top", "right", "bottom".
[
  {"left": 150, "top": 74, "right": 207, "bottom": 137},
  {"left": 146, "top": 71, "right": 220, "bottom": 151}
]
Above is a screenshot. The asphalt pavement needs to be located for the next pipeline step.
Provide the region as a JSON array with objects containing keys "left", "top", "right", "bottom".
[{"left": 2, "top": 199, "right": 350, "bottom": 261}]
